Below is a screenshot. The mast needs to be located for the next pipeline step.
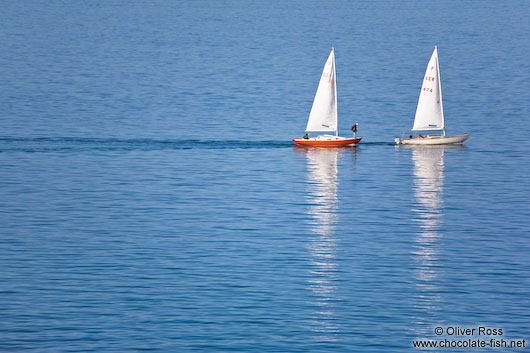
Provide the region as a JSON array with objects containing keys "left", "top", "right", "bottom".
[
  {"left": 332, "top": 47, "right": 338, "bottom": 136},
  {"left": 435, "top": 46, "right": 445, "bottom": 136}
]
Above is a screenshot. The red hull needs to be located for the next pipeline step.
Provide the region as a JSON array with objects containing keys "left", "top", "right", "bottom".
[{"left": 293, "top": 137, "right": 362, "bottom": 147}]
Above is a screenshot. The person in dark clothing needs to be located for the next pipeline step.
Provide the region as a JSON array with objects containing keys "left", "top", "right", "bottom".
[
  {"left": 352, "top": 123, "right": 358, "bottom": 137},
  {"left": 303, "top": 133, "right": 309, "bottom": 139}
]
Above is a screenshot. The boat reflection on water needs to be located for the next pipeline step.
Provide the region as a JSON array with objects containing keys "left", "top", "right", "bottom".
[
  {"left": 412, "top": 147, "right": 445, "bottom": 233},
  {"left": 408, "top": 146, "right": 447, "bottom": 337},
  {"left": 297, "top": 147, "right": 352, "bottom": 342}
]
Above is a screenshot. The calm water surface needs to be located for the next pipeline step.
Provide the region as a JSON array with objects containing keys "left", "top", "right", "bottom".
[{"left": 1, "top": 1, "right": 529, "bottom": 352}]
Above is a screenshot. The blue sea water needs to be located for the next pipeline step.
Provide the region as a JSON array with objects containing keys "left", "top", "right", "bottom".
[{"left": 1, "top": 1, "right": 529, "bottom": 352}]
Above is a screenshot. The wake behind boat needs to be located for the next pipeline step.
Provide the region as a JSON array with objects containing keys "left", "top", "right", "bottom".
[
  {"left": 293, "top": 48, "right": 362, "bottom": 147},
  {"left": 395, "top": 46, "right": 469, "bottom": 146}
]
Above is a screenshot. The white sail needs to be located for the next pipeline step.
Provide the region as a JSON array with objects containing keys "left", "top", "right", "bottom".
[
  {"left": 413, "top": 46, "right": 444, "bottom": 132},
  {"left": 306, "top": 49, "right": 338, "bottom": 134}
]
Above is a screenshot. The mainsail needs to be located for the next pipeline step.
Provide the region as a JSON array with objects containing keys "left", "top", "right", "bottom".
[
  {"left": 306, "top": 48, "right": 338, "bottom": 134},
  {"left": 413, "top": 46, "right": 445, "bottom": 133}
]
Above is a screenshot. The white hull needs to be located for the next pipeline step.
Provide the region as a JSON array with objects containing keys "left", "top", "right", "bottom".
[{"left": 395, "top": 134, "right": 469, "bottom": 145}]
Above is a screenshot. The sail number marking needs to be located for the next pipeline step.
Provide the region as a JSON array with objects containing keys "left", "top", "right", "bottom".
[
  {"left": 322, "top": 72, "right": 335, "bottom": 85},
  {"left": 422, "top": 74, "right": 435, "bottom": 93}
]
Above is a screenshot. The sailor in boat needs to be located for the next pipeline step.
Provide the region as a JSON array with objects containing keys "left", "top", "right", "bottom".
[
  {"left": 351, "top": 123, "right": 358, "bottom": 138},
  {"left": 303, "top": 133, "right": 309, "bottom": 139}
]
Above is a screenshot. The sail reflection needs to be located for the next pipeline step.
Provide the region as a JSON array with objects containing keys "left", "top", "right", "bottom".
[
  {"left": 409, "top": 146, "right": 446, "bottom": 335},
  {"left": 300, "top": 147, "right": 344, "bottom": 341},
  {"left": 412, "top": 147, "right": 445, "bottom": 234}
]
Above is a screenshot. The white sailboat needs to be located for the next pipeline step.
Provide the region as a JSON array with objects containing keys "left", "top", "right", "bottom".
[
  {"left": 294, "top": 48, "right": 361, "bottom": 147},
  {"left": 395, "top": 46, "right": 469, "bottom": 145}
]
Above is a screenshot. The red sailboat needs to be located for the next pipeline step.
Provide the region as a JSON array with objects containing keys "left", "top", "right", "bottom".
[{"left": 293, "top": 48, "right": 361, "bottom": 147}]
